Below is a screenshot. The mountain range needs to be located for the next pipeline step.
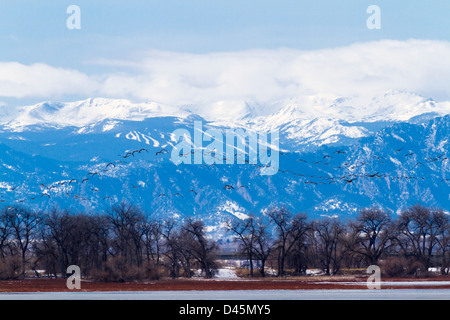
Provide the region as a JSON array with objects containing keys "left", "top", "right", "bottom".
[{"left": 0, "top": 90, "right": 449, "bottom": 234}]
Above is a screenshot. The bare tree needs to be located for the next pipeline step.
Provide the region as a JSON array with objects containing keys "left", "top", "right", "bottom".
[
  {"left": 250, "top": 216, "right": 273, "bottom": 277},
  {"left": 267, "top": 208, "right": 309, "bottom": 276},
  {"left": 161, "top": 218, "right": 182, "bottom": 278},
  {"left": 43, "top": 208, "right": 79, "bottom": 277},
  {"left": 38, "top": 208, "right": 111, "bottom": 278},
  {"left": 439, "top": 223, "right": 450, "bottom": 275},
  {"left": 226, "top": 216, "right": 257, "bottom": 277},
  {"left": 142, "top": 218, "right": 164, "bottom": 265},
  {"left": 0, "top": 208, "right": 13, "bottom": 259},
  {"left": 81, "top": 214, "right": 110, "bottom": 275},
  {"left": 226, "top": 215, "right": 274, "bottom": 277},
  {"left": 107, "top": 202, "right": 147, "bottom": 267},
  {"left": 397, "top": 204, "right": 449, "bottom": 270},
  {"left": 349, "top": 207, "right": 395, "bottom": 265},
  {"left": 6, "top": 207, "right": 41, "bottom": 274},
  {"left": 313, "top": 218, "right": 346, "bottom": 275},
  {"left": 181, "top": 218, "right": 218, "bottom": 279}
]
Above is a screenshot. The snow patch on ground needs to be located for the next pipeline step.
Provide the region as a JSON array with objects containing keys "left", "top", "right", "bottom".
[
  {"left": 217, "top": 201, "right": 249, "bottom": 220},
  {"left": 215, "top": 268, "right": 238, "bottom": 279}
]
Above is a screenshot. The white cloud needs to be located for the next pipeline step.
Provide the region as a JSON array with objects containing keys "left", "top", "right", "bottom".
[
  {"left": 0, "top": 62, "right": 98, "bottom": 99},
  {"left": 2, "top": 39, "right": 450, "bottom": 106}
]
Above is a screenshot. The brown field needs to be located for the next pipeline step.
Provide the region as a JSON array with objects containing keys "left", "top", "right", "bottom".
[{"left": 1, "top": 275, "right": 450, "bottom": 292}]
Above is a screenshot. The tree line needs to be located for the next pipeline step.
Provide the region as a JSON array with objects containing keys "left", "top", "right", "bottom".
[
  {"left": 0, "top": 202, "right": 448, "bottom": 280},
  {"left": 228, "top": 205, "right": 450, "bottom": 277},
  {"left": 0, "top": 203, "right": 217, "bottom": 281}
]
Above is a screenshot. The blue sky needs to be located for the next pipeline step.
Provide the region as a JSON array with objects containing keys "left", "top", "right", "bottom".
[
  {"left": 1, "top": 1, "right": 450, "bottom": 107},
  {"left": 1, "top": 1, "right": 450, "bottom": 67}
]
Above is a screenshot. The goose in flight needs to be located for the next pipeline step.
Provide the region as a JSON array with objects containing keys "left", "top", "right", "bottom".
[
  {"left": 156, "top": 148, "right": 169, "bottom": 156},
  {"left": 366, "top": 172, "right": 380, "bottom": 178},
  {"left": 132, "top": 150, "right": 140, "bottom": 156},
  {"left": 122, "top": 152, "right": 134, "bottom": 158},
  {"left": 88, "top": 172, "right": 100, "bottom": 177},
  {"left": 131, "top": 148, "right": 148, "bottom": 156}
]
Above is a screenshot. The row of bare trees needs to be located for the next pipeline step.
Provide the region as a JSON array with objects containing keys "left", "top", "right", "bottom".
[
  {"left": 0, "top": 203, "right": 218, "bottom": 280},
  {"left": 0, "top": 202, "right": 448, "bottom": 280},
  {"left": 226, "top": 205, "right": 450, "bottom": 277}
]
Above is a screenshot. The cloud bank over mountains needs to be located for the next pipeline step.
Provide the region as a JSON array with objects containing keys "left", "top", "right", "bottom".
[{"left": 2, "top": 39, "right": 450, "bottom": 110}]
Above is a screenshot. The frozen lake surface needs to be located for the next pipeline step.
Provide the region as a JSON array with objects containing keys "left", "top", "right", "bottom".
[{"left": 0, "top": 289, "right": 449, "bottom": 300}]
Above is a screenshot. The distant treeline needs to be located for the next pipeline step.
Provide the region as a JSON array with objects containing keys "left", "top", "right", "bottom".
[
  {"left": 227, "top": 204, "right": 450, "bottom": 277},
  {"left": 0, "top": 203, "right": 449, "bottom": 280},
  {"left": 0, "top": 203, "right": 218, "bottom": 281}
]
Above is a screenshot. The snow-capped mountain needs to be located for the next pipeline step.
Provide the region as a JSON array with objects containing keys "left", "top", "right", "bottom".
[
  {"left": 4, "top": 90, "right": 449, "bottom": 129},
  {"left": 3, "top": 98, "right": 189, "bottom": 130},
  {"left": 0, "top": 91, "right": 449, "bottom": 232},
  {"left": 4, "top": 90, "right": 449, "bottom": 151}
]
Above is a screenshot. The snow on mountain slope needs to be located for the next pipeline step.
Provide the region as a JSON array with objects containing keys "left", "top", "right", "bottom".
[
  {"left": 245, "top": 91, "right": 450, "bottom": 127},
  {"left": 0, "top": 113, "right": 448, "bottom": 226},
  {"left": 3, "top": 91, "right": 450, "bottom": 131},
  {"left": 123, "top": 131, "right": 160, "bottom": 147},
  {"left": 1, "top": 91, "right": 450, "bottom": 159},
  {"left": 4, "top": 98, "right": 189, "bottom": 130}
]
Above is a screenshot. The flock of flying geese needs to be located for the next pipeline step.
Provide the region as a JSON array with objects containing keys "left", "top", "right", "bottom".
[
  {"left": 2, "top": 148, "right": 150, "bottom": 206},
  {"left": 2, "top": 144, "right": 449, "bottom": 207},
  {"left": 277, "top": 148, "right": 450, "bottom": 186}
]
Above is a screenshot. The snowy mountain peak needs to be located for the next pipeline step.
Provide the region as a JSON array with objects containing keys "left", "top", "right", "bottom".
[
  {"left": 260, "top": 91, "right": 449, "bottom": 124},
  {"left": 2, "top": 91, "right": 450, "bottom": 135},
  {"left": 3, "top": 98, "right": 189, "bottom": 130}
]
